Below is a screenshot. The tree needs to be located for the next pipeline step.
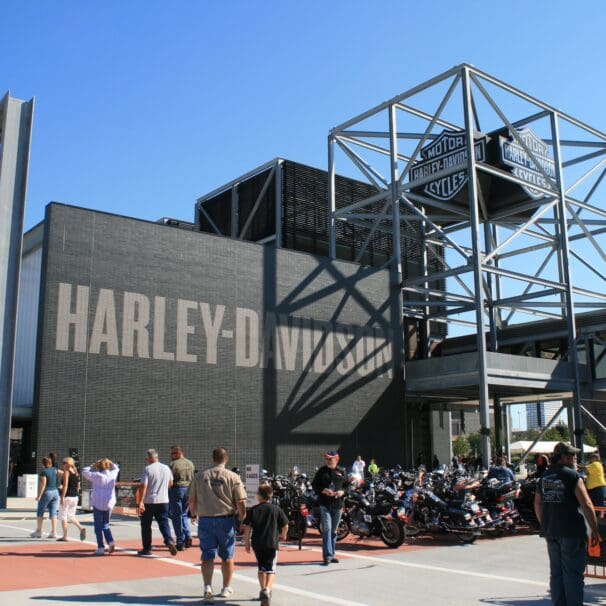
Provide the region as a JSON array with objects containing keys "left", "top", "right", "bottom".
[
  {"left": 453, "top": 435, "right": 471, "bottom": 458},
  {"left": 543, "top": 426, "right": 564, "bottom": 441},
  {"left": 467, "top": 429, "right": 498, "bottom": 457},
  {"left": 584, "top": 428, "right": 598, "bottom": 447},
  {"left": 467, "top": 432, "right": 482, "bottom": 456},
  {"left": 555, "top": 424, "right": 569, "bottom": 441}
]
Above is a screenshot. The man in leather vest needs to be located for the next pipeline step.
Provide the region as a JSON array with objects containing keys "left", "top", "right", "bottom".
[{"left": 534, "top": 442, "right": 599, "bottom": 606}]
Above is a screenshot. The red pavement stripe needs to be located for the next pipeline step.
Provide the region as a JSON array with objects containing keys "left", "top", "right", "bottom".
[
  {"left": 0, "top": 541, "right": 197, "bottom": 592},
  {"left": 1, "top": 533, "right": 432, "bottom": 592}
]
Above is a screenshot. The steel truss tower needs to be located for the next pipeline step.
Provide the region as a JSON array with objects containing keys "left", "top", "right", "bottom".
[{"left": 328, "top": 64, "right": 606, "bottom": 464}]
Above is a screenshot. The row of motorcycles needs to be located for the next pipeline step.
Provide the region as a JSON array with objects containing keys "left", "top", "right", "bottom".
[{"left": 260, "top": 467, "right": 540, "bottom": 549}]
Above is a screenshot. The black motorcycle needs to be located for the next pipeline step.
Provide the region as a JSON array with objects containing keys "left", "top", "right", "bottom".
[
  {"left": 398, "top": 487, "right": 481, "bottom": 543},
  {"left": 516, "top": 478, "right": 540, "bottom": 530},
  {"left": 339, "top": 484, "right": 405, "bottom": 548}
]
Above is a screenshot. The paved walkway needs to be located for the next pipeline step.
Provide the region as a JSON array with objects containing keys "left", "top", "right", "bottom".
[{"left": 1, "top": 498, "right": 604, "bottom": 605}]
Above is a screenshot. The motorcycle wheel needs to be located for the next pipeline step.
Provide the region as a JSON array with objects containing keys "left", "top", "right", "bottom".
[
  {"left": 336, "top": 518, "right": 350, "bottom": 542},
  {"left": 454, "top": 531, "right": 477, "bottom": 544},
  {"left": 380, "top": 518, "right": 405, "bottom": 548}
]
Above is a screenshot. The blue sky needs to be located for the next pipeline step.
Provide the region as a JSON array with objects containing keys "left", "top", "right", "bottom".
[
  {"left": 4, "top": 1, "right": 605, "bottom": 432},
  {"left": 3, "top": 1, "right": 606, "bottom": 232}
]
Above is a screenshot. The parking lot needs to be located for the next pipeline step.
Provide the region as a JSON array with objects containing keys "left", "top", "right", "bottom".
[{"left": 1, "top": 498, "right": 604, "bottom": 606}]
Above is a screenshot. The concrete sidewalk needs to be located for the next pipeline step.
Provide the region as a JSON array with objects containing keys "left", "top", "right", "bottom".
[
  {"left": 1, "top": 498, "right": 604, "bottom": 605},
  {"left": 1, "top": 496, "right": 39, "bottom": 519}
]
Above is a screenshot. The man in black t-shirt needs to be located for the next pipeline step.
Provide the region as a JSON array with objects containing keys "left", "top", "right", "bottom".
[
  {"left": 311, "top": 450, "right": 348, "bottom": 566},
  {"left": 534, "top": 442, "right": 599, "bottom": 606},
  {"left": 243, "top": 483, "right": 288, "bottom": 606}
]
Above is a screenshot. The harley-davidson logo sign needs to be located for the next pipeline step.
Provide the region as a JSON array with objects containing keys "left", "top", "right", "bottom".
[
  {"left": 409, "top": 130, "right": 487, "bottom": 201},
  {"left": 499, "top": 128, "right": 555, "bottom": 199}
]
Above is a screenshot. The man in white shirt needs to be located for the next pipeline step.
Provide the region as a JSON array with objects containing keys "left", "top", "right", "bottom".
[
  {"left": 137, "top": 448, "right": 177, "bottom": 556},
  {"left": 351, "top": 455, "right": 366, "bottom": 479}
]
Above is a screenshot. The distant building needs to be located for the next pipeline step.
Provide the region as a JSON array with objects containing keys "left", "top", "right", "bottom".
[{"left": 526, "top": 401, "right": 563, "bottom": 430}]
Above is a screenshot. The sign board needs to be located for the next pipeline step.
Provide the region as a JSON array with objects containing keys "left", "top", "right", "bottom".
[
  {"left": 499, "top": 128, "right": 556, "bottom": 199},
  {"left": 245, "top": 464, "right": 260, "bottom": 508},
  {"left": 114, "top": 482, "right": 141, "bottom": 508},
  {"left": 409, "top": 130, "right": 486, "bottom": 201}
]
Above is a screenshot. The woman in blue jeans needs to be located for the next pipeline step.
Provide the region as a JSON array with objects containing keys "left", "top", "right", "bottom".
[
  {"left": 31, "top": 456, "right": 60, "bottom": 538},
  {"left": 83, "top": 458, "right": 120, "bottom": 555}
]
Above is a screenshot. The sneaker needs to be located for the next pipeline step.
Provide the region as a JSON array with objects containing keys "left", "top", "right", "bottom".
[
  {"left": 260, "top": 588, "right": 271, "bottom": 606},
  {"left": 94, "top": 547, "right": 105, "bottom": 556},
  {"left": 168, "top": 543, "right": 178, "bottom": 556},
  {"left": 331, "top": 557, "right": 340, "bottom": 563},
  {"left": 218, "top": 586, "right": 233, "bottom": 598},
  {"left": 176, "top": 544, "right": 184, "bottom": 551},
  {"left": 56, "top": 536, "right": 68, "bottom": 542},
  {"left": 80, "top": 528, "right": 86, "bottom": 541},
  {"left": 108, "top": 543, "right": 115, "bottom": 554},
  {"left": 184, "top": 536, "right": 193, "bottom": 548},
  {"left": 30, "top": 530, "right": 42, "bottom": 538},
  {"left": 137, "top": 549, "right": 152, "bottom": 556},
  {"left": 47, "top": 532, "right": 57, "bottom": 539},
  {"left": 203, "top": 587, "right": 214, "bottom": 603}
]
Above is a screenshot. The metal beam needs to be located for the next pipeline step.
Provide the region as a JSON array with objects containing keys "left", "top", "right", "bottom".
[{"left": 463, "top": 67, "right": 492, "bottom": 468}]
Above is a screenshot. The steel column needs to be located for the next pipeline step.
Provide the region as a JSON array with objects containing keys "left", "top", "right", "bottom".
[
  {"left": 550, "top": 112, "right": 585, "bottom": 454},
  {"left": 328, "top": 137, "right": 336, "bottom": 259},
  {"left": 462, "top": 68, "right": 492, "bottom": 467},
  {"left": 0, "top": 94, "right": 34, "bottom": 509}
]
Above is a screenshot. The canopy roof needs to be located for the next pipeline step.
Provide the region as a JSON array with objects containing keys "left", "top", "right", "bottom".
[{"left": 510, "top": 440, "right": 598, "bottom": 454}]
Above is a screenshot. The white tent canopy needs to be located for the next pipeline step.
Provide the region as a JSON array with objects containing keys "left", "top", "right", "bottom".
[{"left": 509, "top": 440, "right": 598, "bottom": 454}]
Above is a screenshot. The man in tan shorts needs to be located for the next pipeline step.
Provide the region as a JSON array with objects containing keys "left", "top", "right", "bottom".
[{"left": 189, "top": 447, "right": 247, "bottom": 604}]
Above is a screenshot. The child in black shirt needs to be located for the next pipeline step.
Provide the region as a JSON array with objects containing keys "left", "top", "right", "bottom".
[{"left": 243, "top": 483, "right": 289, "bottom": 606}]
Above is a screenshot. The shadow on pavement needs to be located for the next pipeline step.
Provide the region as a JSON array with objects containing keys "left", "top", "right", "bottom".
[
  {"left": 31, "top": 594, "right": 257, "bottom": 605},
  {"left": 480, "top": 597, "right": 551, "bottom": 606},
  {"left": 480, "top": 584, "right": 606, "bottom": 606}
]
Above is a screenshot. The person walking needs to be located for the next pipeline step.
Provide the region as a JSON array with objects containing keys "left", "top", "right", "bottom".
[
  {"left": 137, "top": 448, "right": 177, "bottom": 556},
  {"left": 351, "top": 455, "right": 366, "bottom": 479},
  {"left": 57, "top": 457, "right": 86, "bottom": 542},
  {"left": 82, "top": 458, "right": 119, "bottom": 555},
  {"left": 189, "top": 447, "right": 247, "bottom": 604},
  {"left": 534, "top": 442, "right": 600, "bottom": 606},
  {"left": 30, "top": 456, "right": 60, "bottom": 539},
  {"left": 582, "top": 452, "right": 606, "bottom": 507},
  {"left": 242, "top": 483, "right": 289, "bottom": 606},
  {"left": 311, "top": 450, "right": 348, "bottom": 566},
  {"left": 169, "top": 445, "right": 195, "bottom": 550}
]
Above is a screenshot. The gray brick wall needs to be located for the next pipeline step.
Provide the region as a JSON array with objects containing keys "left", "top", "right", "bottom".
[{"left": 34, "top": 204, "right": 405, "bottom": 480}]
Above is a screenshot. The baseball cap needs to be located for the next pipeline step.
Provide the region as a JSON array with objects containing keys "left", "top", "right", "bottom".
[
  {"left": 553, "top": 442, "right": 580, "bottom": 456},
  {"left": 323, "top": 450, "right": 340, "bottom": 461}
]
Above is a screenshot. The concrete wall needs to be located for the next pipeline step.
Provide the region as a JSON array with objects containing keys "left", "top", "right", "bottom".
[{"left": 34, "top": 204, "right": 405, "bottom": 479}]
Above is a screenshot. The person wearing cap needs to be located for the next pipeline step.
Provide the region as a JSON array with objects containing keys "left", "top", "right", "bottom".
[
  {"left": 581, "top": 452, "right": 605, "bottom": 507},
  {"left": 311, "top": 450, "right": 349, "bottom": 566},
  {"left": 534, "top": 441, "right": 600, "bottom": 606}
]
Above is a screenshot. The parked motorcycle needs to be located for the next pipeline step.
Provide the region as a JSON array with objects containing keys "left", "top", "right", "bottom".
[
  {"left": 397, "top": 486, "right": 481, "bottom": 543},
  {"left": 340, "top": 483, "right": 405, "bottom": 547}
]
